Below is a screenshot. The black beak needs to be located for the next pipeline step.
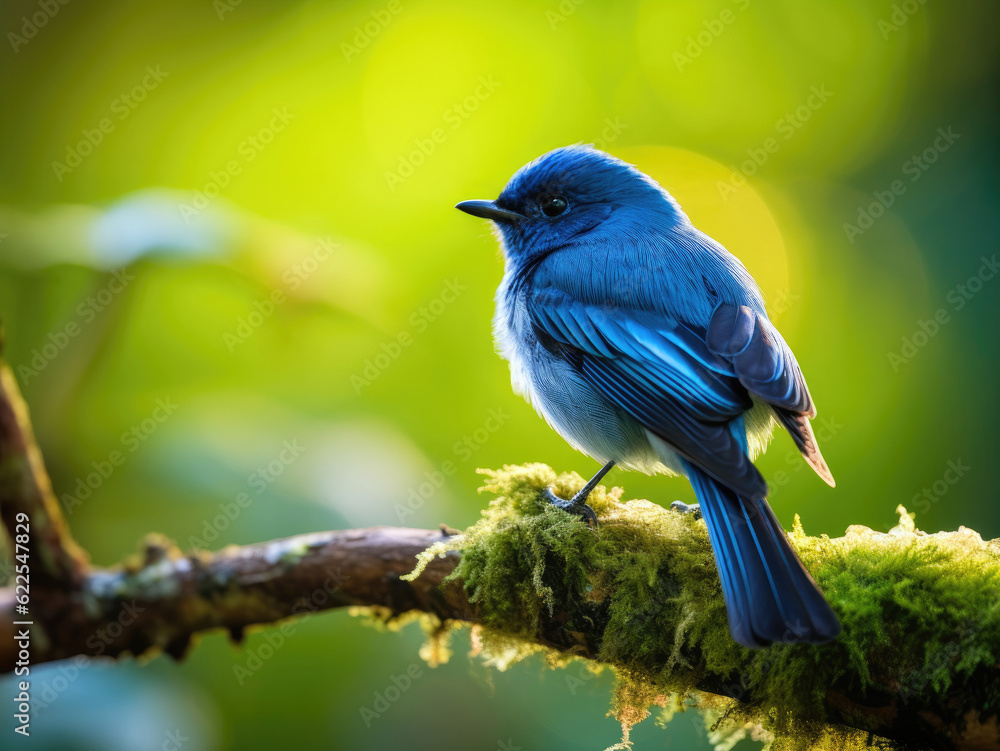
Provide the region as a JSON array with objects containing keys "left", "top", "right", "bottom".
[{"left": 455, "top": 199, "right": 525, "bottom": 223}]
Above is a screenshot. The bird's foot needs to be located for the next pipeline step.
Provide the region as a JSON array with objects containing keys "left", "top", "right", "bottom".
[
  {"left": 670, "top": 501, "right": 702, "bottom": 520},
  {"left": 543, "top": 487, "right": 598, "bottom": 527}
]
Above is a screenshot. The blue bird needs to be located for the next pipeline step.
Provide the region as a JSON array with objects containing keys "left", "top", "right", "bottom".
[{"left": 455, "top": 145, "right": 840, "bottom": 649}]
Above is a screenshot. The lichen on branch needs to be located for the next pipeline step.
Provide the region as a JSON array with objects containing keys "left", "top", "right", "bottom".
[{"left": 402, "top": 463, "right": 1000, "bottom": 751}]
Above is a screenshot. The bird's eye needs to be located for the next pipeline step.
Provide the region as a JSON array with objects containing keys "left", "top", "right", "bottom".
[{"left": 539, "top": 194, "right": 568, "bottom": 217}]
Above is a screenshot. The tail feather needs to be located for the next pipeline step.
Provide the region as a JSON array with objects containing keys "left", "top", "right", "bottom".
[
  {"left": 684, "top": 460, "right": 840, "bottom": 648},
  {"left": 775, "top": 410, "right": 836, "bottom": 488}
]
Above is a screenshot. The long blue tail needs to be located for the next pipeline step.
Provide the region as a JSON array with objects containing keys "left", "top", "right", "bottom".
[{"left": 683, "top": 460, "right": 841, "bottom": 648}]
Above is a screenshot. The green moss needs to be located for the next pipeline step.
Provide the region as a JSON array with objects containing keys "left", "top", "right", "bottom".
[{"left": 401, "top": 464, "right": 1000, "bottom": 750}]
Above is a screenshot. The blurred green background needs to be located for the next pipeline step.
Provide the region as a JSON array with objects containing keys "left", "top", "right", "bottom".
[{"left": 1, "top": 0, "right": 998, "bottom": 748}]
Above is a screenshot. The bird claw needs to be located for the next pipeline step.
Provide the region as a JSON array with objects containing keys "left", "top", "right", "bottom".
[
  {"left": 543, "top": 487, "right": 599, "bottom": 527},
  {"left": 670, "top": 501, "right": 702, "bottom": 520}
]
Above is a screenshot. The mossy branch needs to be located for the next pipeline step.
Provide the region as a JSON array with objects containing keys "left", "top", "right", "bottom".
[
  {"left": 1, "top": 357, "right": 998, "bottom": 750},
  {"left": 402, "top": 465, "right": 1000, "bottom": 751}
]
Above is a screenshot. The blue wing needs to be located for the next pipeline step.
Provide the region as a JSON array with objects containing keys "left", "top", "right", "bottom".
[
  {"left": 706, "top": 304, "right": 834, "bottom": 487},
  {"left": 705, "top": 303, "right": 813, "bottom": 415},
  {"left": 526, "top": 287, "right": 769, "bottom": 499}
]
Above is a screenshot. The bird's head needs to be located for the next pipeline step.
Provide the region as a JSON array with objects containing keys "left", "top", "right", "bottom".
[{"left": 456, "top": 145, "right": 686, "bottom": 263}]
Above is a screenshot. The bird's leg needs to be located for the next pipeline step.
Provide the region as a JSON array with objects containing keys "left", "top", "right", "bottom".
[
  {"left": 543, "top": 461, "right": 615, "bottom": 527},
  {"left": 669, "top": 501, "right": 702, "bottom": 520}
]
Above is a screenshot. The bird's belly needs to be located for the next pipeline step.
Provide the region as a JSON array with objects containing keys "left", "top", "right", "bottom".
[{"left": 506, "top": 340, "right": 668, "bottom": 474}]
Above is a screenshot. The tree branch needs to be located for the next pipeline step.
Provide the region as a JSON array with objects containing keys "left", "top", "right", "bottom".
[
  {"left": 0, "top": 364, "right": 89, "bottom": 589},
  {"left": 0, "top": 358, "right": 997, "bottom": 751},
  {"left": 0, "top": 526, "right": 468, "bottom": 669},
  {"left": 0, "top": 522, "right": 996, "bottom": 751}
]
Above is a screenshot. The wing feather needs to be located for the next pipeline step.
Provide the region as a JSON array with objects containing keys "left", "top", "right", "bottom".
[
  {"left": 527, "top": 289, "right": 768, "bottom": 499},
  {"left": 707, "top": 304, "right": 835, "bottom": 486}
]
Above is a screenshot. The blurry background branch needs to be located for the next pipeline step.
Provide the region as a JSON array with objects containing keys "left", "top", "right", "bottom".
[
  {"left": 0, "top": 354, "right": 473, "bottom": 673},
  {"left": 0, "top": 525, "right": 466, "bottom": 668},
  {"left": 0, "top": 362, "right": 89, "bottom": 590},
  {"left": 0, "top": 357, "right": 997, "bottom": 751}
]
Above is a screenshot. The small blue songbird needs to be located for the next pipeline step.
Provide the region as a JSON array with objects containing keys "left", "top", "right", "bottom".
[{"left": 456, "top": 145, "right": 840, "bottom": 648}]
